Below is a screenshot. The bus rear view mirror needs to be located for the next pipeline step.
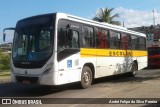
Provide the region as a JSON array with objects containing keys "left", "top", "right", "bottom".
[
  {"left": 3, "top": 32, "right": 6, "bottom": 42},
  {"left": 3, "top": 27, "right": 15, "bottom": 42}
]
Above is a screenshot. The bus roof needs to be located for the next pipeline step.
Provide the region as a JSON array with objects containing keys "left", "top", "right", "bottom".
[
  {"left": 17, "top": 12, "right": 146, "bottom": 38},
  {"left": 64, "top": 13, "right": 146, "bottom": 37},
  {"left": 53, "top": 12, "right": 145, "bottom": 37}
]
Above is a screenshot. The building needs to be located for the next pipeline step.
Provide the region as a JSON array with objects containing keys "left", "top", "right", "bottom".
[{"left": 129, "top": 24, "right": 160, "bottom": 47}]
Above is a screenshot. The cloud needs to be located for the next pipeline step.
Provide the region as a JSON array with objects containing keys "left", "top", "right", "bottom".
[{"left": 114, "top": 7, "right": 160, "bottom": 28}]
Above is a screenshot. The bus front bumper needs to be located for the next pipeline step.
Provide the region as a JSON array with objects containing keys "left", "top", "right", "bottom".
[{"left": 11, "top": 71, "right": 59, "bottom": 85}]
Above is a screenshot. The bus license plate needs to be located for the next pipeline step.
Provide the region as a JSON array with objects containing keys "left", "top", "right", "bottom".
[{"left": 22, "top": 80, "right": 31, "bottom": 84}]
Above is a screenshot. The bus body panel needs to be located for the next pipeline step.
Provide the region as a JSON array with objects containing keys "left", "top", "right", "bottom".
[
  {"left": 80, "top": 48, "right": 147, "bottom": 78},
  {"left": 57, "top": 53, "right": 81, "bottom": 84},
  {"left": 137, "top": 56, "right": 148, "bottom": 70},
  {"left": 57, "top": 52, "right": 97, "bottom": 85}
]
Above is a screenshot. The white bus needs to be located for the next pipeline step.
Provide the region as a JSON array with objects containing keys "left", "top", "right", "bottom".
[{"left": 3, "top": 13, "right": 147, "bottom": 88}]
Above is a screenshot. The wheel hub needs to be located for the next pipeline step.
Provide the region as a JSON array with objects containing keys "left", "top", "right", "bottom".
[{"left": 83, "top": 71, "right": 90, "bottom": 85}]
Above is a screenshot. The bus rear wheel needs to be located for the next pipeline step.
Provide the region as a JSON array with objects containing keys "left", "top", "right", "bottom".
[
  {"left": 81, "top": 66, "right": 92, "bottom": 89},
  {"left": 128, "top": 62, "right": 138, "bottom": 77}
]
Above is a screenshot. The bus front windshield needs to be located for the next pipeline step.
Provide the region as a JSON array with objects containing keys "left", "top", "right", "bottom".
[{"left": 12, "top": 16, "right": 54, "bottom": 62}]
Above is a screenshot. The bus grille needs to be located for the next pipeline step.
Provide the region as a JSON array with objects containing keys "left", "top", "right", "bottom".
[{"left": 16, "top": 76, "right": 39, "bottom": 84}]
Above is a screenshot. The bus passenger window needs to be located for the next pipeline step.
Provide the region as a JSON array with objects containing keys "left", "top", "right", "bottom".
[
  {"left": 127, "top": 34, "right": 132, "bottom": 49},
  {"left": 70, "top": 30, "right": 79, "bottom": 48},
  {"left": 109, "top": 30, "right": 121, "bottom": 49},
  {"left": 139, "top": 37, "right": 146, "bottom": 50},
  {"left": 131, "top": 35, "right": 139, "bottom": 50},
  {"left": 82, "top": 26, "right": 94, "bottom": 48},
  {"left": 96, "top": 29, "right": 109, "bottom": 48},
  {"left": 121, "top": 33, "right": 128, "bottom": 49}
]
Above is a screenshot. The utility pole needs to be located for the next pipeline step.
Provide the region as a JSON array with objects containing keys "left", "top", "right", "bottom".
[
  {"left": 123, "top": 21, "right": 125, "bottom": 27},
  {"left": 152, "top": 10, "right": 156, "bottom": 26}
]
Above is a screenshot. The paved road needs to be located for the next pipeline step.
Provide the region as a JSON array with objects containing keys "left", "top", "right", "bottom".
[{"left": 0, "top": 68, "right": 160, "bottom": 107}]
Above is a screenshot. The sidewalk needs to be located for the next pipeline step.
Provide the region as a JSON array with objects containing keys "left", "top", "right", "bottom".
[{"left": 0, "top": 77, "right": 11, "bottom": 83}]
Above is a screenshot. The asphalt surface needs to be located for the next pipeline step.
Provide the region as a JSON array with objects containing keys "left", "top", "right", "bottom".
[{"left": 0, "top": 68, "right": 160, "bottom": 107}]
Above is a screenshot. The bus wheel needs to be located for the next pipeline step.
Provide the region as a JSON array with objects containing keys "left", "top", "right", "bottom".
[
  {"left": 81, "top": 66, "right": 92, "bottom": 89},
  {"left": 128, "top": 62, "right": 138, "bottom": 77}
]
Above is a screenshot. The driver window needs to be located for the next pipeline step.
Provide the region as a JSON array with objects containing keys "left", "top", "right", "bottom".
[{"left": 58, "top": 27, "right": 67, "bottom": 51}]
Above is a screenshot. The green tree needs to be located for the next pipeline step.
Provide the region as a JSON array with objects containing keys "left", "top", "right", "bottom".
[{"left": 93, "top": 7, "right": 121, "bottom": 25}]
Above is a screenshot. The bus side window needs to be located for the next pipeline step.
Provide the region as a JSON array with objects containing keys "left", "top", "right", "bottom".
[
  {"left": 139, "top": 37, "right": 146, "bottom": 50},
  {"left": 69, "top": 30, "right": 79, "bottom": 48},
  {"left": 109, "top": 30, "right": 121, "bottom": 49},
  {"left": 109, "top": 30, "right": 114, "bottom": 49},
  {"left": 127, "top": 34, "right": 131, "bottom": 49},
  {"left": 82, "top": 26, "right": 94, "bottom": 48},
  {"left": 121, "top": 33, "right": 128, "bottom": 50},
  {"left": 96, "top": 29, "right": 109, "bottom": 49},
  {"left": 131, "top": 35, "right": 139, "bottom": 50},
  {"left": 116, "top": 33, "right": 121, "bottom": 49}
]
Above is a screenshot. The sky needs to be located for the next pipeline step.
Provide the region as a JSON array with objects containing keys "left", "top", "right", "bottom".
[{"left": 1, "top": 0, "right": 160, "bottom": 43}]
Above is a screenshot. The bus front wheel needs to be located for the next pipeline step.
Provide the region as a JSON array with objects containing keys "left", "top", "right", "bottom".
[{"left": 81, "top": 66, "right": 92, "bottom": 89}]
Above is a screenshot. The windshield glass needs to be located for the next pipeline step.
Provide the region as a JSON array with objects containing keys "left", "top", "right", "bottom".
[
  {"left": 148, "top": 47, "right": 160, "bottom": 56},
  {"left": 12, "top": 15, "right": 54, "bottom": 62}
]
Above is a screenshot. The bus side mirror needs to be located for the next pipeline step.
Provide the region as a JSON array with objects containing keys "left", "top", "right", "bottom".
[
  {"left": 3, "top": 27, "right": 15, "bottom": 42},
  {"left": 3, "top": 32, "right": 6, "bottom": 42}
]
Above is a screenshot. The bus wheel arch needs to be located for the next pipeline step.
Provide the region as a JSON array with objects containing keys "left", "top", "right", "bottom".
[
  {"left": 80, "top": 63, "right": 95, "bottom": 88},
  {"left": 128, "top": 60, "right": 138, "bottom": 77}
]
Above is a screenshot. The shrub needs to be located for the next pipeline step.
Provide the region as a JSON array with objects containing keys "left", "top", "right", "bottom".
[{"left": 0, "top": 49, "right": 11, "bottom": 70}]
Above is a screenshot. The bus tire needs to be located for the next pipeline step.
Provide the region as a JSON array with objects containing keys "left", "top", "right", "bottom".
[
  {"left": 128, "top": 62, "right": 138, "bottom": 77},
  {"left": 81, "top": 66, "right": 92, "bottom": 89}
]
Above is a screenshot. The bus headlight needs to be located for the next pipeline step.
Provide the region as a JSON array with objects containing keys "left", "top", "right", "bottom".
[{"left": 43, "top": 62, "right": 53, "bottom": 75}]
